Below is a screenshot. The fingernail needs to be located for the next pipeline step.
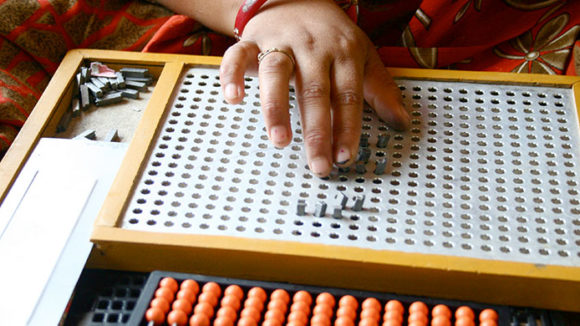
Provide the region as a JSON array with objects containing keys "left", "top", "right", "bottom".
[
  {"left": 224, "top": 83, "right": 239, "bottom": 101},
  {"left": 270, "top": 125, "right": 288, "bottom": 146},
  {"left": 310, "top": 157, "right": 330, "bottom": 176},
  {"left": 335, "top": 147, "right": 351, "bottom": 165},
  {"left": 397, "top": 102, "right": 411, "bottom": 130}
]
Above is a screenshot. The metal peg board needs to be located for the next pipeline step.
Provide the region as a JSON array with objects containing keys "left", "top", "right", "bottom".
[{"left": 121, "top": 66, "right": 580, "bottom": 267}]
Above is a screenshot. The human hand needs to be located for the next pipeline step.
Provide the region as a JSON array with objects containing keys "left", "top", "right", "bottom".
[{"left": 220, "top": 0, "right": 410, "bottom": 177}]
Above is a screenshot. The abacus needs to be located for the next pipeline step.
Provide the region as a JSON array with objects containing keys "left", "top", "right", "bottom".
[
  {"left": 2, "top": 49, "right": 579, "bottom": 313},
  {"left": 131, "top": 271, "right": 506, "bottom": 326}
]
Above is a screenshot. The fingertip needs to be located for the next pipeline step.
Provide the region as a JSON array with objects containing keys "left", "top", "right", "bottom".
[
  {"left": 334, "top": 146, "right": 353, "bottom": 166},
  {"left": 224, "top": 83, "right": 245, "bottom": 104},
  {"left": 269, "top": 125, "right": 291, "bottom": 148},
  {"left": 309, "top": 156, "right": 332, "bottom": 177}
]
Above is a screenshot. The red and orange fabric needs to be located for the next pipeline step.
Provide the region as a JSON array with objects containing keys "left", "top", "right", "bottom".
[{"left": 0, "top": 0, "right": 578, "bottom": 155}]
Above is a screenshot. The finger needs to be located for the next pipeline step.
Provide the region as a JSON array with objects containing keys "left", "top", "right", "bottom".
[
  {"left": 220, "top": 41, "right": 260, "bottom": 104},
  {"left": 330, "top": 58, "right": 364, "bottom": 167},
  {"left": 258, "top": 49, "right": 295, "bottom": 147},
  {"left": 295, "top": 57, "right": 333, "bottom": 177},
  {"left": 363, "top": 47, "right": 410, "bottom": 131}
]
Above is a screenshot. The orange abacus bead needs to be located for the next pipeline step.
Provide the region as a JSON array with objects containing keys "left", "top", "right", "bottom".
[
  {"left": 336, "top": 306, "right": 357, "bottom": 320},
  {"left": 454, "top": 317, "right": 475, "bottom": 326},
  {"left": 478, "top": 320, "right": 498, "bottom": 326},
  {"left": 172, "top": 299, "right": 193, "bottom": 315},
  {"left": 155, "top": 287, "right": 175, "bottom": 302},
  {"left": 247, "top": 287, "right": 267, "bottom": 302},
  {"left": 181, "top": 279, "right": 200, "bottom": 293},
  {"left": 238, "top": 316, "right": 258, "bottom": 326},
  {"left": 213, "top": 316, "right": 235, "bottom": 326},
  {"left": 312, "top": 303, "right": 334, "bottom": 318},
  {"left": 316, "top": 293, "right": 336, "bottom": 308},
  {"left": 243, "top": 297, "right": 265, "bottom": 311},
  {"left": 408, "top": 312, "right": 429, "bottom": 325},
  {"left": 189, "top": 314, "right": 210, "bottom": 326},
  {"left": 287, "top": 310, "right": 309, "bottom": 324},
  {"left": 382, "top": 320, "right": 402, "bottom": 326},
  {"left": 167, "top": 310, "right": 189, "bottom": 326},
  {"left": 262, "top": 319, "right": 282, "bottom": 326},
  {"left": 334, "top": 316, "right": 355, "bottom": 326},
  {"left": 240, "top": 306, "right": 262, "bottom": 322},
  {"left": 432, "top": 305, "right": 451, "bottom": 319},
  {"left": 150, "top": 297, "right": 171, "bottom": 313},
  {"left": 361, "top": 308, "right": 381, "bottom": 322},
  {"left": 359, "top": 317, "right": 380, "bottom": 326},
  {"left": 177, "top": 289, "right": 197, "bottom": 303},
  {"left": 384, "top": 300, "right": 404, "bottom": 314},
  {"left": 431, "top": 315, "right": 451, "bottom": 326},
  {"left": 383, "top": 310, "right": 403, "bottom": 324},
  {"left": 202, "top": 282, "right": 222, "bottom": 297},
  {"left": 339, "top": 295, "right": 359, "bottom": 310},
  {"left": 455, "top": 306, "right": 474, "bottom": 320},
  {"left": 479, "top": 309, "right": 498, "bottom": 322},
  {"left": 160, "top": 277, "right": 179, "bottom": 293},
  {"left": 217, "top": 306, "right": 238, "bottom": 321},
  {"left": 291, "top": 301, "right": 311, "bottom": 315},
  {"left": 145, "top": 307, "right": 165, "bottom": 325},
  {"left": 224, "top": 285, "right": 244, "bottom": 300},
  {"left": 271, "top": 289, "right": 291, "bottom": 304},
  {"left": 193, "top": 302, "right": 215, "bottom": 318},
  {"left": 264, "top": 309, "right": 286, "bottom": 323},
  {"left": 362, "top": 298, "right": 381, "bottom": 312},
  {"left": 287, "top": 322, "right": 305, "bottom": 326},
  {"left": 409, "top": 322, "right": 428, "bottom": 326},
  {"left": 311, "top": 314, "right": 332, "bottom": 326},
  {"left": 267, "top": 299, "right": 288, "bottom": 314},
  {"left": 198, "top": 292, "right": 218, "bottom": 307},
  {"left": 221, "top": 295, "right": 242, "bottom": 311},
  {"left": 409, "top": 302, "right": 429, "bottom": 315},
  {"left": 293, "top": 290, "right": 313, "bottom": 306}
]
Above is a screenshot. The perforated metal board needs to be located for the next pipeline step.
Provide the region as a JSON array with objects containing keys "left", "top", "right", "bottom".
[{"left": 120, "top": 66, "right": 580, "bottom": 268}]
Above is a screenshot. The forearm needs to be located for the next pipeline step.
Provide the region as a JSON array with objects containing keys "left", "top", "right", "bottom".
[{"left": 156, "top": 0, "right": 243, "bottom": 36}]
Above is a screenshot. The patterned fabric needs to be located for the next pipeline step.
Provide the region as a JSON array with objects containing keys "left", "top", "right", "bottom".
[{"left": 0, "top": 0, "right": 578, "bottom": 156}]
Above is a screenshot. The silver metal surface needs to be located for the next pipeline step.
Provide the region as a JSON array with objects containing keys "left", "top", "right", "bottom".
[{"left": 121, "top": 66, "right": 580, "bottom": 267}]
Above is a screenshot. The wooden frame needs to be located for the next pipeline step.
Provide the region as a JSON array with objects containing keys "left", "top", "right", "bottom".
[{"left": 2, "top": 49, "right": 579, "bottom": 311}]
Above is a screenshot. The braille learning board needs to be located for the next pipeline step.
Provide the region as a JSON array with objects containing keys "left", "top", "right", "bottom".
[{"left": 2, "top": 50, "right": 578, "bottom": 312}]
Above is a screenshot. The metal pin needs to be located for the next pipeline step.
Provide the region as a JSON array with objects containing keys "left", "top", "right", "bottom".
[
  {"left": 90, "top": 78, "right": 107, "bottom": 91},
  {"left": 352, "top": 195, "right": 365, "bottom": 211},
  {"left": 125, "top": 80, "right": 148, "bottom": 91},
  {"left": 120, "top": 67, "right": 150, "bottom": 78},
  {"left": 314, "top": 201, "right": 327, "bottom": 217},
  {"left": 374, "top": 158, "right": 387, "bottom": 175},
  {"left": 116, "top": 72, "right": 126, "bottom": 88},
  {"left": 85, "top": 82, "right": 103, "bottom": 98},
  {"left": 74, "top": 129, "right": 96, "bottom": 140},
  {"left": 121, "top": 88, "right": 140, "bottom": 99},
  {"left": 125, "top": 76, "right": 153, "bottom": 85},
  {"left": 71, "top": 96, "right": 81, "bottom": 118},
  {"left": 80, "top": 84, "right": 90, "bottom": 110},
  {"left": 297, "top": 200, "right": 306, "bottom": 216},
  {"left": 81, "top": 67, "right": 91, "bottom": 82},
  {"left": 357, "top": 147, "right": 371, "bottom": 163},
  {"left": 336, "top": 192, "right": 348, "bottom": 209},
  {"left": 332, "top": 205, "right": 342, "bottom": 219},
  {"left": 377, "top": 133, "right": 390, "bottom": 148},
  {"left": 355, "top": 161, "right": 366, "bottom": 174},
  {"left": 95, "top": 92, "right": 123, "bottom": 106},
  {"left": 360, "top": 133, "right": 369, "bottom": 147},
  {"left": 104, "top": 129, "right": 120, "bottom": 142}
]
